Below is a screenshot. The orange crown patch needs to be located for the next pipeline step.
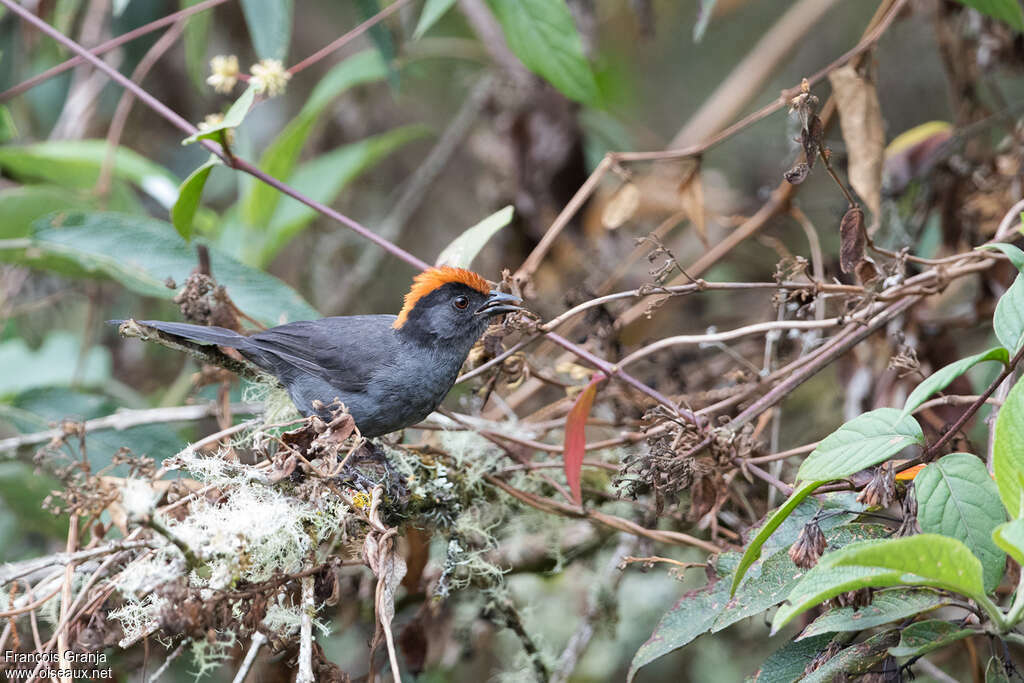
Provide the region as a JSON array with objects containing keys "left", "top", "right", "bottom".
[{"left": 393, "top": 266, "right": 491, "bottom": 328}]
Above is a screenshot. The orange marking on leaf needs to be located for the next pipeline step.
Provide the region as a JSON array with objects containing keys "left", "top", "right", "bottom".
[
  {"left": 393, "top": 266, "right": 491, "bottom": 329},
  {"left": 563, "top": 374, "right": 605, "bottom": 506}
]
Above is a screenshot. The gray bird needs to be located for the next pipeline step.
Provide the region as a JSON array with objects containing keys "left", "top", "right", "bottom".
[{"left": 117, "top": 266, "right": 523, "bottom": 436}]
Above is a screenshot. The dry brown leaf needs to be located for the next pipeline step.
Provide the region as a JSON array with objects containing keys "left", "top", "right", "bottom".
[
  {"left": 829, "top": 63, "right": 885, "bottom": 224},
  {"left": 679, "top": 167, "right": 707, "bottom": 247},
  {"left": 839, "top": 206, "right": 866, "bottom": 274},
  {"left": 601, "top": 182, "right": 641, "bottom": 230}
]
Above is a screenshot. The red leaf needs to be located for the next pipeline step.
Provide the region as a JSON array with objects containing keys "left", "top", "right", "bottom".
[{"left": 563, "top": 374, "right": 604, "bottom": 506}]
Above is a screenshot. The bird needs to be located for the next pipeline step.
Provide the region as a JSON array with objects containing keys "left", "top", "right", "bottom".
[{"left": 114, "top": 266, "right": 524, "bottom": 437}]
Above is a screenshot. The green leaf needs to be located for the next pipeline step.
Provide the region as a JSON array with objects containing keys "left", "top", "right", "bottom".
[
  {"left": 994, "top": 272, "right": 1024, "bottom": 353},
  {"left": 773, "top": 535, "right": 986, "bottom": 632},
  {"left": 0, "top": 331, "right": 110, "bottom": 397},
  {"left": 0, "top": 462, "right": 68, "bottom": 539},
  {"left": 993, "top": 377, "right": 1024, "bottom": 518},
  {"left": 888, "top": 619, "right": 974, "bottom": 657},
  {"left": 992, "top": 519, "right": 1024, "bottom": 566},
  {"left": 0, "top": 185, "right": 99, "bottom": 240},
  {"left": 901, "top": 347, "right": 1009, "bottom": 419},
  {"left": 243, "top": 50, "right": 388, "bottom": 226},
  {"left": 0, "top": 104, "right": 17, "bottom": 143},
  {"left": 435, "top": 206, "right": 513, "bottom": 268},
  {"left": 951, "top": 0, "right": 1024, "bottom": 31},
  {"left": 413, "top": 0, "right": 457, "bottom": 39},
  {"left": 356, "top": 0, "right": 398, "bottom": 88},
  {"left": 626, "top": 577, "right": 730, "bottom": 682},
  {"left": 798, "top": 588, "right": 948, "bottom": 640},
  {"left": 801, "top": 630, "right": 899, "bottom": 683},
  {"left": 979, "top": 242, "right": 1024, "bottom": 272},
  {"left": 10, "top": 211, "right": 317, "bottom": 326},
  {"left": 797, "top": 408, "right": 924, "bottom": 482},
  {"left": 731, "top": 480, "right": 824, "bottom": 595},
  {"left": 0, "top": 140, "right": 179, "bottom": 208},
  {"left": 487, "top": 0, "right": 601, "bottom": 106},
  {"left": 181, "top": 0, "right": 213, "bottom": 92},
  {"left": 240, "top": 0, "right": 293, "bottom": 60},
  {"left": 751, "top": 634, "right": 835, "bottom": 683},
  {"left": 171, "top": 157, "right": 220, "bottom": 241},
  {"left": 182, "top": 84, "right": 257, "bottom": 146},
  {"left": 250, "top": 125, "right": 429, "bottom": 265},
  {"left": 915, "top": 453, "right": 1006, "bottom": 592}
]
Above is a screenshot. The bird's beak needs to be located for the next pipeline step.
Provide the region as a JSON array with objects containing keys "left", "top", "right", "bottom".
[{"left": 476, "top": 290, "right": 524, "bottom": 316}]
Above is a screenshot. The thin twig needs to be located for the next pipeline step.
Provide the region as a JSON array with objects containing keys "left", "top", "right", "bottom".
[{"left": 232, "top": 631, "right": 267, "bottom": 683}]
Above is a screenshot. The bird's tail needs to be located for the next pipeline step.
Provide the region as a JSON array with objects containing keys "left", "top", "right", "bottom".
[{"left": 107, "top": 319, "right": 254, "bottom": 350}]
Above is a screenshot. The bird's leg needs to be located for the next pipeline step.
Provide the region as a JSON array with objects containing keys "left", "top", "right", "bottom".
[{"left": 334, "top": 440, "right": 408, "bottom": 499}]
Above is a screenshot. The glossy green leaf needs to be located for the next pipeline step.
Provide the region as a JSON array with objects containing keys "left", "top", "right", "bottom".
[
  {"left": 731, "top": 480, "right": 823, "bottom": 595},
  {"left": 992, "top": 519, "right": 1024, "bottom": 566},
  {"left": 171, "top": 157, "right": 220, "bottom": 241},
  {"left": 413, "top": 0, "right": 457, "bottom": 39},
  {"left": 797, "top": 408, "right": 924, "bottom": 482},
  {"left": 182, "top": 0, "right": 213, "bottom": 92},
  {"left": 241, "top": 0, "right": 293, "bottom": 60},
  {"left": 249, "top": 125, "right": 429, "bottom": 265},
  {"left": 993, "top": 377, "right": 1024, "bottom": 518},
  {"left": 801, "top": 630, "right": 899, "bottom": 683},
  {"left": 487, "top": 0, "right": 601, "bottom": 106},
  {"left": 10, "top": 211, "right": 317, "bottom": 326},
  {"left": 773, "top": 534, "right": 986, "bottom": 632},
  {"left": 888, "top": 619, "right": 974, "bottom": 657},
  {"left": 0, "top": 332, "right": 110, "bottom": 397},
  {"left": 951, "top": 0, "right": 1024, "bottom": 30},
  {"left": 182, "top": 84, "right": 257, "bottom": 146},
  {"left": 0, "top": 140, "right": 179, "bottom": 208},
  {"left": 916, "top": 453, "right": 1006, "bottom": 591},
  {"left": 243, "top": 50, "right": 388, "bottom": 226},
  {"left": 435, "top": 206, "right": 513, "bottom": 268},
  {"left": 994, "top": 272, "right": 1024, "bottom": 353},
  {"left": 979, "top": 242, "right": 1024, "bottom": 272},
  {"left": 901, "top": 347, "right": 1009, "bottom": 419},
  {"left": 751, "top": 634, "right": 834, "bottom": 683},
  {"left": 799, "top": 588, "right": 948, "bottom": 639}
]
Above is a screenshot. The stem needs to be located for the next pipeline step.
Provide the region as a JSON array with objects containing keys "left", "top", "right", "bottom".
[{"left": 975, "top": 593, "right": 1009, "bottom": 632}]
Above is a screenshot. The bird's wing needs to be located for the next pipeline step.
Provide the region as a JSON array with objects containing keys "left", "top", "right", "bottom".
[{"left": 245, "top": 315, "right": 399, "bottom": 392}]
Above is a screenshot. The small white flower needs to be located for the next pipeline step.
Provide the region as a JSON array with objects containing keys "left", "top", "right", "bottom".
[
  {"left": 207, "top": 55, "right": 239, "bottom": 94},
  {"left": 249, "top": 58, "right": 291, "bottom": 97}
]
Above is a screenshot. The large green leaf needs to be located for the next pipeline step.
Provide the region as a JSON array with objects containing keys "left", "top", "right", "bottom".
[
  {"left": 797, "top": 408, "right": 924, "bottom": 482},
  {"left": 915, "top": 453, "right": 1006, "bottom": 591},
  {"left": 171, "top": 157, "right": 220, "bottom": 241},
  {"left": 0, "top": 140, "right": 178, "bottom": 209},
  {"left": 249, "top": 125, "right": 429, "bottom": 266},
  {"left": 435, "top": 206, "right": 513, "bottom": 268},
  {"left": 994, "top": 377, "right": 1024, "bottom": 518},
  {"left": 0, "top": 185, "right": 99, "bottom": 240},
  {"left": 240, "top": 0, "right": 293, "bottom": 60},
  {"left": 994, "top": 272, "right": 1024, "bottom": 353},
  {"left": 243, "top": 50, "right": 389, "bottom": 226},
  {"left": 900, "top": 347, "right": 1009, "bottom": 419},
  {"left": 413, "top": 0, "right": 457, "bottom": 39},
  {"left": 731, "top": 480, "right": 823, "bottom": 595},
  {"left": 0, "top": 332, "right": 110, "bottom": 397},
  {"left": 487, "top": 0, "right": 601, "bottom": 106},
  {"left": 952, "top": 0, "right": 1024, "bottom": 30},
  {"left": 772, "top": 535, "right": 986, "bottom": 632},
  {"left": 626, "top": 577, "right": 730, "bottom": 682},
  {"left": 888, "top": 619, "right": 974, "bottom": 657},
  {"left": 798, "top": 588, "right": 948, "bottom": 639},
  {"left": 181, "top": 0, "right": 212, "bottom": 92},
  {"left": 8, "top": 211, "right": 317, "bottom": 326}
]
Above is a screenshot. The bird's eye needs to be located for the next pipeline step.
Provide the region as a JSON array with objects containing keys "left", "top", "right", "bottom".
[{"left": 453, "top": 296, "right": 469, "bottom": 310}]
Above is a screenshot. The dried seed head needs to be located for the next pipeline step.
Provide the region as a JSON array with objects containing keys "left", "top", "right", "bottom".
[
  {"left": 788, "top": 519, "right": 827, "bottom": 569},
  {"left": 857, "top": 463, "right": 896, "bottom": 508}
]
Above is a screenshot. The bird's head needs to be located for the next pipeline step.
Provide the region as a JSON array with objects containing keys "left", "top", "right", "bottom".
[{"left": 392, "top": 266, "right": 523, "bottom": 342}]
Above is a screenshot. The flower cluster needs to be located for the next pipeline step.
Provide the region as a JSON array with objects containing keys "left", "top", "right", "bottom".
[{"left": 206, "top": 55, "right": 291, "bottom": 98}]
